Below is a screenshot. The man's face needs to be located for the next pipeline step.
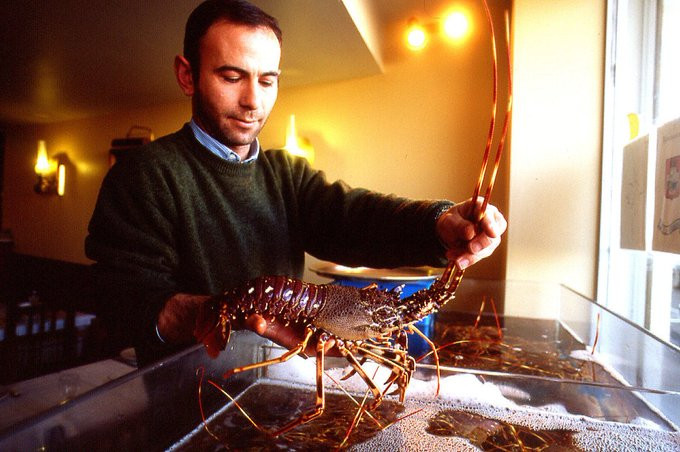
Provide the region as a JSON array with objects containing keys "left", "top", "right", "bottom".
[{"left": 192, "top": 21, "right": 281, "bottom": 157}]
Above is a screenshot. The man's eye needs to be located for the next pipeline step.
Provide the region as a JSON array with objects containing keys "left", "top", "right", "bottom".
[
  {"left": 260, "top": 78, "right": 277, "bottom": 87},
  {"left": 223, "top": 75, "right": 240, "bottom": 83}
]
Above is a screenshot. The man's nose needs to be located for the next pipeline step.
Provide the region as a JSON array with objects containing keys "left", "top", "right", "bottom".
[{"left": 239, "top": 79, "right": 260, "bottom": 110}]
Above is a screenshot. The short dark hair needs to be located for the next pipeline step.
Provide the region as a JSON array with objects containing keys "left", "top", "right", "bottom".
[{"left": 184, "top": 0, "right": 282, "bottom": 80}]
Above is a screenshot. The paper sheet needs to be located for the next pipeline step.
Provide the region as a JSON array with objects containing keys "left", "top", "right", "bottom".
[
  {"left": 620, "top": 135, "right": 648, "bottom": 250},
  {"left": 653, "top": 117, "right": 680, "bottom": 254}
]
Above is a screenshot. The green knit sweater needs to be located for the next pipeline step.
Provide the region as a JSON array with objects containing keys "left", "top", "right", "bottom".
[{"left": 85, "top": 124, "right": 453, "bottom": 362}]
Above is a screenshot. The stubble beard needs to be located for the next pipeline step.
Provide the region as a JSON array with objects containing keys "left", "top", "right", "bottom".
[{"left": 193, "top": 91, "right": 263, "bottom": 150}]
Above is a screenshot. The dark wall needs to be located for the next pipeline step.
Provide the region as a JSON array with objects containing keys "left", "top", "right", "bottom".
[
  {"left": 0, "top": 131, "right": 4, "bottom": 228},
  {"left": 2, "top": 253, "right": 94, "bottom": 313}
]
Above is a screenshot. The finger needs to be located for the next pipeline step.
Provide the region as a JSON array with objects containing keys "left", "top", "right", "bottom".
[
  {"left": 454, "top": 253, "right": 473, "bottom": 270},
  {"left": 463, "top": 222, "right": 476, "bottom": 241},
  {"left": 495, "top": 209, "right": 508, "bottom": 234},
  {"left": 244, "top": 314, "right": 267, "bottom": 336},
  {"left": 454, "top": 251, "right": 484, "bottom": 270},
  {"left": 438, "top": 209, "right": 475, "bottom": 246},
  {"left": 449, "top": 235, "right": 499, "bottom": 267},
  {"left": 480, "top": 206, "right": 507, "bottom": 237},
  {"left": 469, "top": 233, "right": 493, "bottom": 254}
]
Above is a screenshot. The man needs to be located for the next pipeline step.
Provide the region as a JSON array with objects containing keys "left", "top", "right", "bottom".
[{"left": 85, "top": 0, "right": 506, "bottom": 366}]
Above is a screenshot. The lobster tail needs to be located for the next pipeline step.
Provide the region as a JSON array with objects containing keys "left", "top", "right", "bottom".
[{"left": 227, "top": 276, "right": 328, "bottom": 323}]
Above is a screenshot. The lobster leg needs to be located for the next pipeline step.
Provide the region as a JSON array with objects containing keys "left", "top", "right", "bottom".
[
  {"left": 337, "top": 343, "right": 384, "bottom": 409},
  {"left": 339, "top": 337, "right": 393, "bottom": 381},
  {"left": 271, "top": 333, "right": 329, "bottom": 436},
  {"left": 408, "top": 324, "right": 441, "bottom": 396},
  {"left": 354, "top": 344, "right": 414, "bottom": 402},
  {"left": 222, "top": 327, "right": 315, "bottom": 379},
  {"left": 339, "top": 356, "right": 367, "bottom": 381},
  {"left": 338, "top": 334, "right": 413, "bottom": 399},
  {"left": 382, "top": 329, "right": 410, "bottom": 393}
]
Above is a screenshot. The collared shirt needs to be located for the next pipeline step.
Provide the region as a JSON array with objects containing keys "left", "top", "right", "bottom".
[{"left": 189, "top": 118, "right": 259, "bottom": 163}]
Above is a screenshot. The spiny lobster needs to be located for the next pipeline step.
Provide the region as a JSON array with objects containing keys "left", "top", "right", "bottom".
[
  {"left": 194, "top": 0, "right": 512, "bottom": 438},
  {"left": 194, "top": 270, "right": 464, "bottom": 436}
]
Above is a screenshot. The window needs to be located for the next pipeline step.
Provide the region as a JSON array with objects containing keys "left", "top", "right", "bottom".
[{"left": 599, "top": 0, "right": 680, "bottom": 347}]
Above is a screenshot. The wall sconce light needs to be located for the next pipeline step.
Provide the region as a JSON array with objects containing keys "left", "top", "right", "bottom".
[
  {"left": 283, "top": 115, "right": 315, "bottom": 164},
  {"left": 442, "top": 11, "right": 470, "bottom": 40},
  {"left": 34, "top": 140, "right": 66, "bottom": 196},
  {"left": 405, "top": 8, "right": 471, "bottom": 51},
  {"left": 406, "top": 18, "right": 429, "bottom": 51}
]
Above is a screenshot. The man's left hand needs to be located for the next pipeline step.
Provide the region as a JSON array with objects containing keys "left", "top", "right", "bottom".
[{"left": 436, "top": 198, "right": 507, "bottom": 270}]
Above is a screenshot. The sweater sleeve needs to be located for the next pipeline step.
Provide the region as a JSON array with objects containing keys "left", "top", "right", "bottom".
[
  {"left": 85, "top": 155, "right": 182, "bottom": 359},
  {"left": 280, "top": 153, "right": 454, "bottom": 268}
]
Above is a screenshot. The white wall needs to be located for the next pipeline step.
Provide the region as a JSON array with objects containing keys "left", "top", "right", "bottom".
[{"left": 507, "top": 0, "right": 605, "bottom": 300}]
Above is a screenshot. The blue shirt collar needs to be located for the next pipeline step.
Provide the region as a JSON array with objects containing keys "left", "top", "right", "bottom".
[{"left": 189, "top": 119, "right": 259, "bottom": 163}]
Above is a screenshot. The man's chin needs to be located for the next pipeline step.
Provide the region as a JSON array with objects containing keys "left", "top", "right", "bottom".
[
  {"left": 219, "top": 129, "right": 260, "bottom": 148},
  {"left": 212, "top": 135, "right": 253, "bottom": 150}
]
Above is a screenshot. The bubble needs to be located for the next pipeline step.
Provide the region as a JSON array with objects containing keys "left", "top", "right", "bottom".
[{"left": 182, "top": 350, "right": 680, "bottom": 450}]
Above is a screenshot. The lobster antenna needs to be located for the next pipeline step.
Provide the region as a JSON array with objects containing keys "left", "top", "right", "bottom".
[
  {"left": 440, "top": 1, "right": 512, "bottom": 290},
  {"left": 481, "top": 9, "right": 513, "bottom": 216},
  {"left": 470, "top": 0, "right": 498, "bottom": 223}
]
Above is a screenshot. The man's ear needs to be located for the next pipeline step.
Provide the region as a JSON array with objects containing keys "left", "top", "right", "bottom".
[{"left": 174, "top": 55, "right": 195, "bottom": 96}]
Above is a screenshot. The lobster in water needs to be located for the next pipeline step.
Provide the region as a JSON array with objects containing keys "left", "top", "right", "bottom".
[
  {"left": 194, "top": 270, "right": 464, "bottom": 436},
  {"left": 194, "top": 0, "right": 512, "bottom": 438}
]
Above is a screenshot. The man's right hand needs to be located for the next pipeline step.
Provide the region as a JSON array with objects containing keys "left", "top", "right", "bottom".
[
  {"left": 158, "top": 294, "right": 333, "bottom": 357},
  {"left": 157, "top": 293, "right": 210, "bottom": 344}
]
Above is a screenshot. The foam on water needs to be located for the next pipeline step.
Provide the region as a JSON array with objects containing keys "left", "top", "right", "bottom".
[
  {"left": 570, "top": 349, "right": 630, "bottom": 384},
  {"left": 263, "top": 357, "right": 680, "bottom": 451},
  {"left": 267, "top": 355, "right": 514, "bottom": 408},
  {"left": 264, "top": 349, "right": 319, "bottom": 384},
  {"left": 171, "top": 367, "right": 680, "bottom": 451},
  {"left": 350, "top": 396, "right": 680, "bottom": 452}
]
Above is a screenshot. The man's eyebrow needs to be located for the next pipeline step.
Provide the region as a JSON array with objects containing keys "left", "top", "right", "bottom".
[{"left": 215, "top": 65, "right": 280, "bottom": 78}]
